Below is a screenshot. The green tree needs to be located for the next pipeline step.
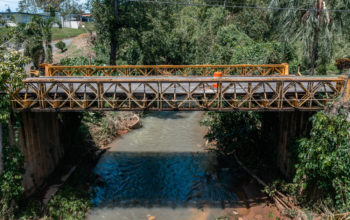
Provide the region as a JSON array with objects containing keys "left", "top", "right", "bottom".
[
  {"left": 91, "top": 0, "right": 119, "bottom": 64},
  {"left": 55, "top": 40, "right": 66, "bottom": 53},
  {"left": 91, "top": 1, "right": 296, "bottom": 66},
  {"left": 201, "top": 112, "right": 261, "bottom": 156},
  {"left": 269, "top": 0, "right": 350, "bottom": 74},
  {"left": 18, "top": 0, "right": 64, "bottom": 13},
  {"left": 59, "top": 0, "right": 85, "bottom": 18},
  {"left": 0, "top": 50, "right": 29, "bottom": 122},
  {"left": 0, "top": 50, "right": 29, "bottom": 219},
  {"left": 19, "top": 10, "right": 60, "bottom": 67},
  {"left": 294, "top": 111, "right": 350, "bottom": 212}
]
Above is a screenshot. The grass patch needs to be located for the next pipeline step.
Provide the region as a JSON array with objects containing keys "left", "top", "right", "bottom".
[
  {"left": 83, "top": 22, "right": 95, "bottom": 32},
  {"left": 0, "top": 27, "right": 13, "bottom": 41},
  {"left": 52, "top": 28, "right": 86, "bottom": 40}
]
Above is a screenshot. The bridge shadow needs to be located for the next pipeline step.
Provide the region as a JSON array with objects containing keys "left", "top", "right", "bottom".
[
  {"left": 90, "top": 151, "right": 265, "bottom": 209},
  {"left": 144, "top": 111, "right": 189, "bottom": 119}
]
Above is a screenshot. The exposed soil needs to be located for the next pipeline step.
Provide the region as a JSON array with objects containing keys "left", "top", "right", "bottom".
[
  {"left": 86, "top": 112, "right": 142, "bottom": 149},
  {"left": 232, "top": 181, "right": 283, "bottom": 220},
  {"left": 53, "top": 33, "right": 95, "bottom": 64}
]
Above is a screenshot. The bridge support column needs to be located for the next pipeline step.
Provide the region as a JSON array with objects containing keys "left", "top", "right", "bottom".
[
  {"left": 19, "top": 112, "right": 81, "bottom": 195},
  {"left": 261, "top": 111, "right": 314, "bottom": 179}
]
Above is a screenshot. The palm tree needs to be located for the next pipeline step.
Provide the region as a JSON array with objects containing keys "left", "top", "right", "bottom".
[
  {"left": 20, "top": 9, "right": 59, "bottom": 67},
  {"left": 269, "top": 0, "right": 350, "bottom": 75}
]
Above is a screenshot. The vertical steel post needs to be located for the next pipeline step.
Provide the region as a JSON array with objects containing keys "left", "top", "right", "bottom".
[
  {"left": 282, "top": 63, "right": 289, "bottom": 75},
  {"left": 342, "top": 71, "right": 350, "bottom": 102}
]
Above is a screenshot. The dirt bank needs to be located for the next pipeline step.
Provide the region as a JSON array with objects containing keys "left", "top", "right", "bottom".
[
  {"left": 53, "top": 33, "right": 95, "bottom": 64},
  {"left": 85, "top": 112, "right": 143, "bottom": 149}
]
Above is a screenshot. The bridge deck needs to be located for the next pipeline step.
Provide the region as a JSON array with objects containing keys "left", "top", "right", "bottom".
[{"left": 12, "top": 76, "right": 347, "bottom": 112}]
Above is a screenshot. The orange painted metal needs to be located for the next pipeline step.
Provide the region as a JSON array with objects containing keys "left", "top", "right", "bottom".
[
  {"left": 41, "top": 64, "right": 290, "bottom": 77},
  {"left": 213, "top": 71, "right": 223, "bottom": 88},
  {"left": 10, "top": 76, "right": 347, "bottom": 112}
]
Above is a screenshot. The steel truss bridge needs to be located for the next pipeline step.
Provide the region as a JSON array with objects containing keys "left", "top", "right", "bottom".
[{"left": 12, "top": 64, "right": 350, "bottom": 112}]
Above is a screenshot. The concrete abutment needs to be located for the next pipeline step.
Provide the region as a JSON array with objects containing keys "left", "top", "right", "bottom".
[
  {"left": 261, "top": 111, "right": 314, "bottom": 179},
  {"left": 19, "top": 112, "right": 81, "bottom": 195}
]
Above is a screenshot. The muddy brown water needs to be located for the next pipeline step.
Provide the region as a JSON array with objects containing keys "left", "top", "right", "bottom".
[{"left": 88, "top": 112, "right": 247, "bottom": 220}]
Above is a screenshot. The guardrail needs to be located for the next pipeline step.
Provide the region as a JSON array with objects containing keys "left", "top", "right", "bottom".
[
  {"left": 11, "top": 76, "right": 347, "bottom": 111},
  {"left": 41, "top": 63, "right": 290, "bottom": 77}
]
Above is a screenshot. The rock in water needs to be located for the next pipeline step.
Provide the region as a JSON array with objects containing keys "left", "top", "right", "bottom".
[{"left": 128, "top": 114, "right": 142, "bottom": 129}]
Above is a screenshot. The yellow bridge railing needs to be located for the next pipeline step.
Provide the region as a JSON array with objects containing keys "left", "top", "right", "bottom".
[
  {"left": 41, "top": 63, "right": 290, "bottom": 77},
  {"left": 12, "top": 76, "right": 348, "bottom": 112}
]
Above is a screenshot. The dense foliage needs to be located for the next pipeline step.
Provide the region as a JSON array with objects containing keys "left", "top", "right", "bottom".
[
  {"left": 0, "top": 145, "right": 25, "bottom": 219},
  {"left": 269, "top": 0, "right": 350, "bottom": 74},
  {"left": 293, "top": 111, "right": 350, "bottom": 212},
  {"left": 46, "top": 186, "right": 91, "bottom": 220},
  {"left": 201, "top": 112, "right": 261, "bottom": 156},
  {"left": 91, "top": 0, "right": 349, "bottom": 74},
  {"left": 59, "top": 56, "right": 103, "bottom": 66},
  {"left": 0, "top": 51, "right": 29, "bottom": 122},
  {"left": 0, "top": 50, "right": 29, "bottom": 219}
]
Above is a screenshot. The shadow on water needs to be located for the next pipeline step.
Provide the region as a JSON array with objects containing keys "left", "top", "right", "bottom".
[
  {"left": 88, "top": 112, "right": 265, "bottom": 219},
  {"left": 91, "top": 152, "right": 246, "bottom": 209},
  {"left": 144, "top": 111, "right": 189, "bottom": 119}
]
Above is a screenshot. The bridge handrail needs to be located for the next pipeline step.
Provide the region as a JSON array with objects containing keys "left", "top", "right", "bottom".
[
  {"left": 12, "top": 75, "right": 348, "bottom": 111},
  {"left": 42, "top": 63, "right": 290, "bottom": 77},
  {"left": 23, "top": 76, "right": 344, "bottom": 83}
]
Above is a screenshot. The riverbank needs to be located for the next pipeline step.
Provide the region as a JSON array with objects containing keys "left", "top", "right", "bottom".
[{"left": 84, "top": 112, "right": 143, "bottom": 149}]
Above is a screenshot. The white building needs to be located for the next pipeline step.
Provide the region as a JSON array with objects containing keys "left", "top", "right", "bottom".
[{"left": 0, "top": 12, "right": 49, "bottom": 26}]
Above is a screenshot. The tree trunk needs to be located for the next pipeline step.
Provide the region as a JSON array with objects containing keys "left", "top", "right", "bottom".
[
  {"left": 109, "top": 33, "right": 117, "bottom": 65},
  {"left": 43, "top": 39, "right": 53, "bottom": 64},
  {"left": 109, "top": 0, "right": 118, "bottom": 65},
  {"left": 310, "top": 28, "right": 319, "bottom": 75},
  {"left": 0, "top": 123, "right": 3, "bottom": 175},
  {"left": 310, "top": 0, "right": 323, "bottom": 75}
]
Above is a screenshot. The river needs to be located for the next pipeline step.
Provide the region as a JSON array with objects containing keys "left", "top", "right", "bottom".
[{"left": 88, "top": 112, "right": 246, "bottom": 220}]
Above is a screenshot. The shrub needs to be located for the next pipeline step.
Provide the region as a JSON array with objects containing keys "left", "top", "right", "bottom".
[
  {"left": 55, "top": 40, "right": 66, "bottom": 53},
  {"left": 201, "top": 112, "right": 261, "bottom": 156},
  {"left": 294, "top": 111, "right": 350, "bottom": 212},
  {"left": 46, "top": 186, "right": 91, "bottom": 220},
  {"left": 59, "top": 56, "right": 104, "bottom": 66},
  {"left": 335, "top": 58, "right": 350, "bottom": 73}
]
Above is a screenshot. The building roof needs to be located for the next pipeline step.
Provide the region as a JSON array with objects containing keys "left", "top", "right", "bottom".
[{"left": 0, "top": 12, "right": 49, "bottom": 17}]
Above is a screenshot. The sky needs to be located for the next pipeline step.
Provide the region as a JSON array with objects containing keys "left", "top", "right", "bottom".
[
  {"left": 0, "top": 0, "right": 20, "bottom": 12},
  {"left": 0, "top": 0, "right": 88, "bottom": 12}
]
